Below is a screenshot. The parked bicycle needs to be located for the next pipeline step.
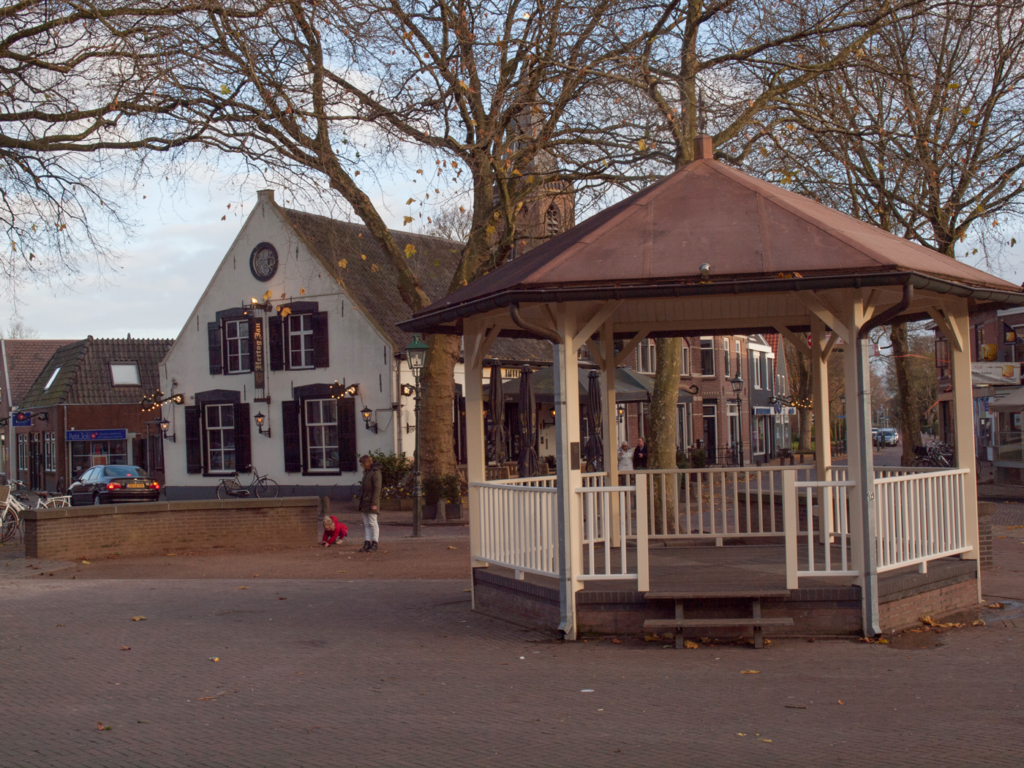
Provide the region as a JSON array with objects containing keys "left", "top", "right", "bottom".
[
  {"left": 216, "top": 465, "right": 280, "bottom": 500},
  {"left": 1, "top": 484, "right": 72, "bottom": 543},
  {"left": 911, "top": 442, "right": 954, "bottom": 468}
]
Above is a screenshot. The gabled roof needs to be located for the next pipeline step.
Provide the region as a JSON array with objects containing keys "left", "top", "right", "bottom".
[
  {"left": 1, "top": 339, "right": 75, "bottom": 408},
  {"left": 20, "top": 337, "right": 172, "bottom": 409},
  {"left": 403, "top": 151, "right": 1024, "bottom": 333},
  {"left": 281, "top": 208, "right": 549, "bottom": 362}
]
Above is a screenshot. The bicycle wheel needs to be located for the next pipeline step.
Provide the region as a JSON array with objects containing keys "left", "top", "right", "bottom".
[
  {"left": 216, "top": 482, "right": 228, "bottom": 500},
  {"left": 1, "top": 509, "right": 19, "bottom": 543},
  {"left": 255, "top": 478, "right": 279, "bottom": 498}
]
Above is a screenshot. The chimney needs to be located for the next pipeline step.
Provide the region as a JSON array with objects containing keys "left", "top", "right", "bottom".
[
  {"left": 693, "top": 135, "right": 714, "bottom": 160},
  {"left": 257, "top": 189, "right": 275, "bottom": 205}
]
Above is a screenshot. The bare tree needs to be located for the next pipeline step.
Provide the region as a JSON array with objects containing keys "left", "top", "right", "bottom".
[
  {"left": 576, "top": 0, "right": 921, "bottom": 475},
  {"left": 165, "top": 0, "right": 644, "bottom": 478},
  {"left": 0, "top": 1, "right": 254, "bottom": 295},
  {"left": 420, "top": 205, "right": 473, "bottom": 243},
  {"left": 763, "top": 0, "right": 1024, "bottom": 460},
  {"left": 2, "top": 320, "right": 39, "bottom": 339}
]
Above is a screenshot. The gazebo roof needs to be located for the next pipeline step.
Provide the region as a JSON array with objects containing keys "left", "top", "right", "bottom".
[{"left": 402, "top": 141, "right": 1024, "bottom": 336}]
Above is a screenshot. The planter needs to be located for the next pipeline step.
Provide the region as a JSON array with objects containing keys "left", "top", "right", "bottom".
[{"left": 445, "top": 502, "right": 462, "bottom": 520}]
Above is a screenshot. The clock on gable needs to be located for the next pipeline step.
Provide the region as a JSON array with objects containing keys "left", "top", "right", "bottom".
[{"left": 249, "top": 242, "right": 279, "bottom": 281}]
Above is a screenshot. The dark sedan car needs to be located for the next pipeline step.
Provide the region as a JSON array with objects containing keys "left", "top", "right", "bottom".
[{"left": 69, "top": 465, "right": 160, "bottom": 506}]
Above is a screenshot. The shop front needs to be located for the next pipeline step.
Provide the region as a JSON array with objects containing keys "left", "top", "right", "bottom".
[{"left": 67, "top": 429, "right": 131, "bottom": 479}]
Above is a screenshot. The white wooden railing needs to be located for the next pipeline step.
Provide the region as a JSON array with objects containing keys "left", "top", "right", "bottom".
[
  {"left": 793, "top": 478, "right": 859, "bottom": 582},
  {"left": 575, "top": 475, "right": 649, "bottom": 591},
  {"left": 474, "top": 481, "right": 559, "bottom": 578},
  {"left": 874, "top": 468, "right": 970, "bottom": 573},
  {"left": 483, "top": 476, "right": 557, "bottom": 488},
  {"left": 627, "top": 468, "right": 786, "bottom": 540}
]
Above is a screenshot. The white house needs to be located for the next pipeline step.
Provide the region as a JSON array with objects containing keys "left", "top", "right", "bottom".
[{"left": 160, "top": 190, "right": 545, "bottom": 500}]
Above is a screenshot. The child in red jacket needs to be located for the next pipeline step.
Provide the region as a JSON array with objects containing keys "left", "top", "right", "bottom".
[{"left": 321, "top": 515, "right": 348, "bottom": 548}]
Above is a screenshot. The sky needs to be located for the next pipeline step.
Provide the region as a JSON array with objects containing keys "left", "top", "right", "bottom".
[{"left": 8, "top": 168, "right": 1024, "bottom": 343}]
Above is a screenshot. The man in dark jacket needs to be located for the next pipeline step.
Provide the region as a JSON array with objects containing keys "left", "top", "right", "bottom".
[
  {"left": 357, "top": 455, "right": 383, "bottom": 552},
  {"left": 633, "top": 437, "right": 648, "bottom": 469}
]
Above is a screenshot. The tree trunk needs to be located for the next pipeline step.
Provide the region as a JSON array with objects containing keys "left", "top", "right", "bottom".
[
  {"left": 890, "top": 322, "right": 920, "bottom": 465},
  {"left": 417, "top": 333, "right": 460, "bottom": 480},
  {"left": 797, "top": 407, "right": 813, "bottom": 453},
  {"left": 649, "top": 338, "right": 681, "bottom": 533}
]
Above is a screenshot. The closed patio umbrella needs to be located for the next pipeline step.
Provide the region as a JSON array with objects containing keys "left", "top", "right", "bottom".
[
  {"left": 489, "top": 362, "right": 506, "bottom": 464},
  {"left": 518, "top": 366, "right": 539, "bottom": 477},
  {"left": 584, "top": 369, "right": 604, "bottom": 472}
]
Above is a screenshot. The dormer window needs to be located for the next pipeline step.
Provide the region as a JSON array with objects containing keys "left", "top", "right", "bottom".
[
  {"left": 110, "top": 362, "right": 141, "bottom": 386},
  {"left": 44, "top": 367, "right": 61, "bottom": 390}
]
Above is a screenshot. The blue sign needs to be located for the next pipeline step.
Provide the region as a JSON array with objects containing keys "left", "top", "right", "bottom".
[
  {"left": 65, "top": 429, "right": 128, "bottom": 442},
  {"left": 12, "top": 412, "right": 31, "bottom": 426}
]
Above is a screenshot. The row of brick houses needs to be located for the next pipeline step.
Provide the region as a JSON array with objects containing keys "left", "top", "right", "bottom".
[{"left": 1, "top": 337, "right": 171, "bottom": 492}]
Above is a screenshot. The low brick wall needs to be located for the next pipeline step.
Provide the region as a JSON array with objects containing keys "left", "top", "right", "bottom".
[
  {"left": 878, "top": 560, "right": 980, "bottom": 632},
  {"left": 22, "top": 498, "right": 320, "bottom": 561}
]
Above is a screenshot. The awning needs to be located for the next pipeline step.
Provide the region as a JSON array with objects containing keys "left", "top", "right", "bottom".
[
  {"left": 485, "top": 367, "right": 693, "bottom": 404},
  {"left": 990, "top": 387, "right": 1024, "bottom": 412}
]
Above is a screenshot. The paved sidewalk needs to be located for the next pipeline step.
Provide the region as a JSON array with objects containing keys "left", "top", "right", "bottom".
[{"left": 1, "top": 577, "right": 1022, "bottom": 767}]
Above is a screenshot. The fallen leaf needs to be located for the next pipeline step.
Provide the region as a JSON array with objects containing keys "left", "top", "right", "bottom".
[
  {"left": 740, "top": 670, "right": 760, "bottom": 674},
  {"left": 610, "top": 638, "right": 623, "bottom": 644},
  {"left": 643, "top": 633, "right": 661, "bottom": 643},
  {"left": 81, "top": 560, "right": 90, "bottom": 565},
  {"left": 973, "top": 619, "right": 986, "bottom": 626},
  {"left": 447, "top": 546, "right": 457, "bottom": 550},
  {"left": 462, "top": 588, "right": 471, "bottom": 592},
  {"left": 97, "top": 722, "right": 112, "bottom": 731},
  {"left": 760, "top": 739, "right": 772, "bottom": 743},
  {"left": 235, "top": 586, "right": 249, "bottom": 590},
  {"left": 838, "top": 700, "right": 844, "bottom": 705},
  {"left": 987, "top": 603, "right": 1005, "bottom": 609},
  {"left": 121, "top": 646, "right": 131, "bottom": 651},
  {"left": 737, "top": 733, "right": 746, "bottom": 736},
  {"left": 210, "top": 657, "right": 220, "bottom": 662},
  {"left": 131, "top": 616, "right": 146, "bottom": 622},
  {"left": 56, "top": 624, "right": 65, "bottom": 627},
  {"left": 683, "top": 640, "right": 699, "bottom": 649},
  {"left": 279, "top": 597, "right": 287, "bottom": 600}
]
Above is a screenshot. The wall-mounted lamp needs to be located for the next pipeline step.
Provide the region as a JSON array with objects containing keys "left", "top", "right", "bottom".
[
  {"left": 699, "top": 262, "right": 711, "bottom": 282},
  {"left": 36, "top": 412, "right": 48, "bottom": 422},
  {"left": 400, "top": 383, "right": 417, "bottom": 398},
  {"left": 158, "top": 417, "right": 176, "bottom": 442},
  {"left": 361, "top": 406, "right": 379, "bottom": 433},
  {"left": 616, "top": 403, "right": 625, "bottom": 423},
  {"left": 254, "top": 411, "right": 271, "bottom": 438}
]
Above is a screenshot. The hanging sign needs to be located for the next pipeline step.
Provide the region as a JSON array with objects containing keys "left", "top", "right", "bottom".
[
  {"left": 972, "top": 362, "right": 1021, "bottom": 386},
  {"left": 12, "top": 412, "right": 31, "bottom": 426},
  {"left": 66, "top": 429, "right": 128, "bottom": 441},
  {"left": 252, "top": 318, "right": 265, "bottom": 390}
]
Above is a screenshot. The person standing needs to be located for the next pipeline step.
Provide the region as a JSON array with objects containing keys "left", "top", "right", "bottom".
[
  {"left": 617, "top": 442, "right": 634, "bottom": 471},
  {"left": 357, "top": 455, "right": 382, "bottom": 552},
  {"left": 633, "top": 437, "right": 648, "bottom": 469}
]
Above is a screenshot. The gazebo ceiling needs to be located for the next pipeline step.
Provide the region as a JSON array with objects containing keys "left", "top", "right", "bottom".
[{"left": 402, "top": 140, "right": 1024, "bottom": 339}]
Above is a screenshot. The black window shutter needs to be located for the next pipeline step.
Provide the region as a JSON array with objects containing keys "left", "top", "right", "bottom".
[
  {"left": 282, "top": 400, "right": 302, "bottom": 473},
  {"left": 207, "top": 322, "right": 222, "bottom": 375},
  {"left": 312, "top": 311, "right": 330, "bottom": 368},
  {"left": 234, "top": 403, "right": 251, "bottom": 472},
  {"left": 269, "top": 316, "right": 284, "bottom": 371},
  {"left": 338, "top": 398, "right": 357, "bottom": 472},
  {"left": 185, "top": 406, "right": 202, "bottom": 474}
]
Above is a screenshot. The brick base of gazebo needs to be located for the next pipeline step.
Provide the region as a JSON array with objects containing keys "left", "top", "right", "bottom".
[{"left": 473, "top": 559, "right": 980, "bottom": 638}]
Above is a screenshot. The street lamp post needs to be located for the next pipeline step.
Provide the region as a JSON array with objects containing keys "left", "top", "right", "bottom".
[
  {"left": 730, "top": 376, "right": 745, "bottom": 467},
  {"left": 405, "top": 334, "right": 429, "bottom": 538}
]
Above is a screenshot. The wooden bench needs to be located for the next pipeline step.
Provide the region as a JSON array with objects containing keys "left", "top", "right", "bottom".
[{"left": 644, "top": 589, "right": 793, "bottom": 649}]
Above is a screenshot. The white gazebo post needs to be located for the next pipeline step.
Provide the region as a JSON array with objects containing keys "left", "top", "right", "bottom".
[
  {"left": 945, "top": 301, "right": 981, "bottom": 597},
  {"left": 464, "top": 317, "right": 497, "bottom": 608},
  {"left": 811, "top": 316, "right": 833, "bottom": 542},
  {"left": 595, "top": 321, "right": 620, "bottom": 546},
  {"left": 841, "top": 292, "right": 881, "bottom": 637},
  {"left": 551, "top": 306, "right": 584, "bottom": 640}
]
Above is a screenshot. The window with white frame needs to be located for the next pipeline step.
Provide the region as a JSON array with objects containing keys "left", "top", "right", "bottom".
[
  {"left": 205, "top": 403, "right": 236, "bottom": 472},
  {"left": 44, "top": 433, "right": 56, "bottom": 471},
  {"left": 735, "top": 340, "right": 742, "bottom": 379},
  {"left": 681, "top": 342, "right": 691, "bottom": 376},
  {"left": 728, "top": 402, "right": 740, "bottom": 453},
  {"left": 724, "top": 339, "right": 731, "bottom": 377},
  {"left": 637, "top": 339, "right": 657, "bottom": 373},
  {"left": 17, "top": 434, "right": 27, "bottom": 471},
  {"left": 676, "top": 403, "right": 692, "bottom": 448},
  {"left": 224, "top": 319, "right": 250, "bottom": 373},
  {"left": 753, "top": 351, "right": 762, "bottom": 389},
  {"left": 305, "top": 399, "right": 339, "bottom": 471},
  {"left": 700, "top": 338, "right": 715, "bottom": 376},
  {"left": 289, "top": 314, "right": 314, "bottom": 369},
  {"left": 752, "top": 416, "right": 767, "bottom": 455}
]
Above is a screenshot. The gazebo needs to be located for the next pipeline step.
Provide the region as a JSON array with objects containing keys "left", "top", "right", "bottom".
[{"left": 401, "top": 136, "right": 1024, "bottom": 642}]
